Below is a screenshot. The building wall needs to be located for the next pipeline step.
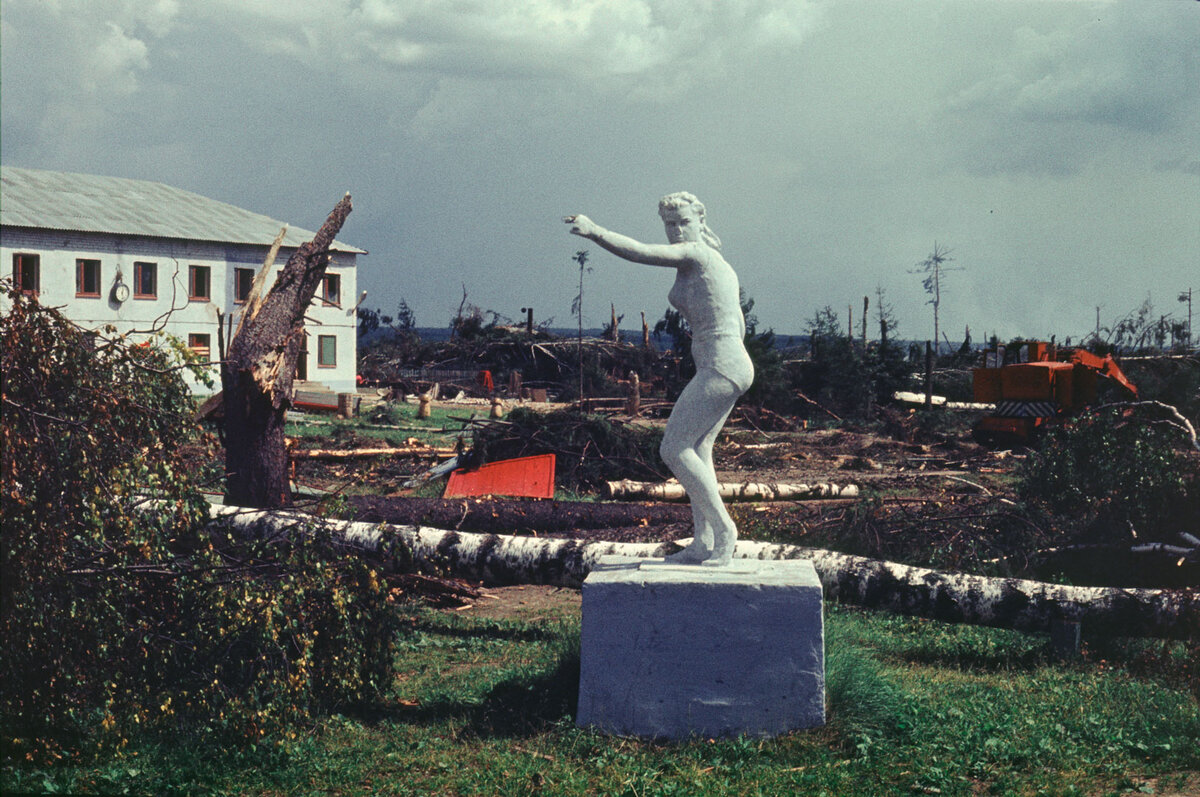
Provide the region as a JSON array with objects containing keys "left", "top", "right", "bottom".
[{"left": 1, "top": 227, "right": 358, "bottom": 393}]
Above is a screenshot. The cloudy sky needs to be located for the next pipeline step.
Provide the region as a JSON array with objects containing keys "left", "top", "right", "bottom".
[{"left": 3, "top": 0, "right": 1197, "bottom": 343}]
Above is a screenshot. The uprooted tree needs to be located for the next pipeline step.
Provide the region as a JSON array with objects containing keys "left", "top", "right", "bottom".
[{"left": 222, "top": 194, "right": 352, "bottom": 507}]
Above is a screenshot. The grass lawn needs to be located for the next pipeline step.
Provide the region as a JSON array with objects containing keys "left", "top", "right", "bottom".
[
  {"left": 285, "top": 402, "right": 470, "bottom": 448},
  {"left": 7, "top": 601, "right": 1197, "bottom": 797}
]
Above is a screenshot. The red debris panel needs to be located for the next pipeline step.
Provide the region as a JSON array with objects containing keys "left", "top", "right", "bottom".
[{"left": 444, "top": 454, "right": 556, "bottom": 499}]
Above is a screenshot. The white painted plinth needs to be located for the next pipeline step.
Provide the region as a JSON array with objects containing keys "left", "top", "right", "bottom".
[{"left": 577, "top": 555, "right": 825, "bottom": 739}]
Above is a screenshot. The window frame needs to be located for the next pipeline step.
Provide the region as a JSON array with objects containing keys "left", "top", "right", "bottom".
[
  {"left": 233, "top": 267, "right": 255, "bottom": 303},
  {"left": 321, "top": 272, "right": 341, "bottom": 306},
  {"left": 316, "top": 334, "right": 337, "bottom": 368},
  {"left": 13, "top": 253, "right": 39, "bottom": 296},
  {"left": 76, "top": 258, "right": 102, "bottom": 298},
  {"left": 188, "top": 265, "right": 211, "bottom": 302},
  {"left": 133, "top": 261, "right": 157, "bottom": 299},
  {"left": 187, "top": 333, "right": 212, "bottom": 363}
]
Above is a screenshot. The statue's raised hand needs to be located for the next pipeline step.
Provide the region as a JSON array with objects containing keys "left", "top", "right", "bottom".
[{"left": 564, "top": 214, "right": 596, "bottom": 238}]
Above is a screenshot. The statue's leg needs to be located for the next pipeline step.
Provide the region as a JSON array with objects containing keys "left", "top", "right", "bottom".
[
  {"left": 695, "top": 402, "right": 737, "bottom": 565},
  {"left": 697, "top": 404, "right": 733, "bottom": 483},
  {"left": 660, "top": 370, "right": 740, "bottom": 565}
]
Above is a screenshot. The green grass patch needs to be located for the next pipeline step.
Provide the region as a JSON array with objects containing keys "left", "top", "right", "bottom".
[
  {"left": 286, "top": 402, "right": 471, "bottom": 448},
  {"left": 7, "top": 604, "right": 1198, "bottom": 796}
]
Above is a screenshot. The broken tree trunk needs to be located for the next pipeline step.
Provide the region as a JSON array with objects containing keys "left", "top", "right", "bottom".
[
  {"left": 605, "top": 479, "right": 860, "bottom": 501},
  {"left": 207, "top": 504, "right": 1199, "bottom": 640},
  {"left": 221, "top": 195, "right": 353, "bottom": 508}
]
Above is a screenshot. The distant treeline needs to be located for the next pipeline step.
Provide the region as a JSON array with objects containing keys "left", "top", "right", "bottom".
[{"left": 368, "top": 326, "right": 824, "bottom": 352}]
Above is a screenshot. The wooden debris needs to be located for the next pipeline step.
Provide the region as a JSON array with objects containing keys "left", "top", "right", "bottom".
[
  {"left": 605, "top": 479, "right": 860, "bottom": 502},
  {"left": 387, "top": 572, "right": 481, "bottom": 608},
  {"left": 287, "top": 443, "right": 456, "bottom": 460}
]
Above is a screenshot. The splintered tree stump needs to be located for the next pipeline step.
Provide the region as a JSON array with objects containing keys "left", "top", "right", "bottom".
[{"left": 222, "top": 194, "right": 352, "bottom": 508}]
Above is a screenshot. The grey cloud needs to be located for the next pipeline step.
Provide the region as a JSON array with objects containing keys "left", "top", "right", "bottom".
[
  {"left": 0, "top": 0, "right": 184, "bottom": 163},
  {"left": 1156, "top": 157, "right": 1200, "bottom": 178},
  {"left": 205, "top": 0, "right": 822, "bottom": 85},
  {"left": 950, "top": 6, "right": 1199, "bottom": 133},
  {"left": 3, "top": 0, "right": 1195, "bottom": 343}
]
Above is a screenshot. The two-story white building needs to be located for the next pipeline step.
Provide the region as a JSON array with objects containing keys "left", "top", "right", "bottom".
[{"left": 1, "top": 166, "right": 364, "bottom": 393}]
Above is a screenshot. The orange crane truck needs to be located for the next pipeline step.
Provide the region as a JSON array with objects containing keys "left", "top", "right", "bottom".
[{"left": 972, "top": 341, "right": 1138, "bottom": 445}]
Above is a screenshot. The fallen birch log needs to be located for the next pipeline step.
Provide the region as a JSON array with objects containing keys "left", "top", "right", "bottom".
[
  {"left": 893, "top": 391, "right": 995, "bottom": 410},
  {"left": 207, "top": 504, "right": 1197, "bottom": 640},
  {"left": 287, "top": 446, "right": 456, "bottom": 460},
  {"left": 605, "top": 479, "right": 860, "bottom": 501}
]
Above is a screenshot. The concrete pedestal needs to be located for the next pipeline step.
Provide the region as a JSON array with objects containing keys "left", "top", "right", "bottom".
[{"left": 577, "top": 556, "right": 825, "bottom": 739}]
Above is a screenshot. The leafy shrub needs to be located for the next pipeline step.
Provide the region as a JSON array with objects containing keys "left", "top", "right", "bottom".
[
  {"left": 1, "top": 292, "right": 398, "bottom": 759},
  {"left": 1122, "top": 357, "right": 1200, "bottom": 421},
  {"left": 1017, "top": 405, "right": 1199, "bottom": 544}
]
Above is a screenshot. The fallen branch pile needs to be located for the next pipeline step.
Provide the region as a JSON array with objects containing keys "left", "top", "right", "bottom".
[
  {"left": 468, "top": 407, "right": 668, "bottom": 489},
  {"left": 348, "top": 495, "right": 691, "bottom": 532}
]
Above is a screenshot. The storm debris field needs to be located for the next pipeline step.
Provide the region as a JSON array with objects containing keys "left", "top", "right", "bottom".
[{"left": 287, "top": 399, "right": 1200, "bottom": 591}]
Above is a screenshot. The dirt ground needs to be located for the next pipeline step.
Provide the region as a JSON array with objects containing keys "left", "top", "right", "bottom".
[{"left": 453, "top": 584, "right": 582, "bottom": 622}]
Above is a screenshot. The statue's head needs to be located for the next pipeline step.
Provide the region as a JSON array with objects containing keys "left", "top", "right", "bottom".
[{"left": 659, "top": 191, "right": 721, "bottom": 250}]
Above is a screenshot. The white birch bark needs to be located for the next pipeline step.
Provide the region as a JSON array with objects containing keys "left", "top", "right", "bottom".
[
  {"left": 207, "top": 504, "right": 1198, "bottom": 640},
  {"left": 605, "top": 479, "right": 860, "bottom": 501}
]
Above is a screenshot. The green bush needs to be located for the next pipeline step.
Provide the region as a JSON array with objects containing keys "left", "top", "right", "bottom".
[
  {"left": 1, "top": 292, "right": 398, "bottom": 760},
  {"left": 1122, "top": 357, "right": 1200, "bottom": 421},
  {"left": 1017, "top": 405, "right": 1198, "bottom": 544}
]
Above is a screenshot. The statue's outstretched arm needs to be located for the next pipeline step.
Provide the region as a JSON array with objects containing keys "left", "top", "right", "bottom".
[{"left": 564, "top": 215, "right": 689, "bottom": 268}]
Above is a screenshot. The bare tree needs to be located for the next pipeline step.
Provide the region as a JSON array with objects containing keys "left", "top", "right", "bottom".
[
  {"left": 571, "top": 250, "right": 590, "bottom": 403},
  {"left": 1180, "top": 288, "right": 1193, "bottom": 349},
  {"left": 909, "top": 243, "right": 962, "bottom": 354},
  {"left": 221, "top": 195, "right": 352, "bottom": 508}
]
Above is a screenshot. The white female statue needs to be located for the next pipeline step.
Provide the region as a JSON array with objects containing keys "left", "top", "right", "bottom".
[{"left": 566, "top": 192, "right": 753, "bottom": 566}]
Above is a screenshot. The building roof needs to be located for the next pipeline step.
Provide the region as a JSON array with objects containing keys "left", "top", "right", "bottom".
[{"left": 0, "top": 166, "right": 365, "bottom": 254}]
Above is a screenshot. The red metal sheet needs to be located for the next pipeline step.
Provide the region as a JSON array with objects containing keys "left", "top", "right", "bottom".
[{"left": 444, "top": 454, "right": 556, "bottom": 499}]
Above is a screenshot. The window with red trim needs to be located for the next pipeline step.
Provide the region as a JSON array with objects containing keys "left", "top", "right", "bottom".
[
  {"left": 134, "top": 262, "right": 157, "bottom": 298},
  {"left": 76, "top": 259, "right": 101, "bottom": 297},
  {"left": 322, "top": 272, "right": 341, "bottom": 305},
  {"left": 13, "top": 253, "right": 39, "bottom": 296},
  {"left": 234, "top": 267, "right": 254, "bottom": 303},
  {"left": 189, "top": 265, "right": 211, "bottom": 301},
  {"left": 188, "top": 333, "right": 211, "bottom": 363}
]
